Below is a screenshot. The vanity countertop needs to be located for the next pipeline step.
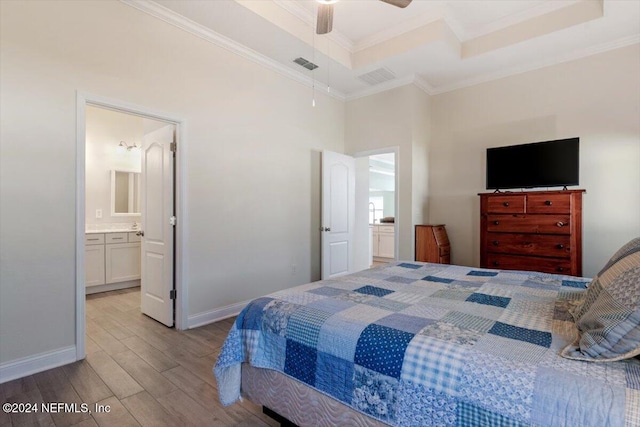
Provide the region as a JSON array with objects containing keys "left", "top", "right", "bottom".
[{"left": 86, "top": 228, "right": 139, "bottom": 234}]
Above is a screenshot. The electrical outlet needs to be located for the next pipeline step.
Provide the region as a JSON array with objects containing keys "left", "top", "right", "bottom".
[{"left": 96, "top": 209, "right": 102, "bottom": 219}]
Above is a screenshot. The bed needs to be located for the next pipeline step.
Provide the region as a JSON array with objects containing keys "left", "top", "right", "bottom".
[{"left": 215, "top": 244, "right": 640, "bottom": 427}]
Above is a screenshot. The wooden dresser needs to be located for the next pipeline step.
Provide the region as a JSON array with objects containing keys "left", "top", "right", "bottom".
[
  {"left": 415, "top": 225, "right": 450, "bottom": 264},
  {"left": 479, "top": 190, "right": 585, "bottom": 276}
]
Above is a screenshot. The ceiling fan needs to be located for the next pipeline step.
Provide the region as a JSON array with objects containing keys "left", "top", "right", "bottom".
[{"left": 316, "top": 0, "right": 412, "bottom": 35}]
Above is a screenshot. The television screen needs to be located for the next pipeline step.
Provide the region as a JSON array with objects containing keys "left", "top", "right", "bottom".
[{"left": 486, "top": 138, "right": 579, "bottom": 190}]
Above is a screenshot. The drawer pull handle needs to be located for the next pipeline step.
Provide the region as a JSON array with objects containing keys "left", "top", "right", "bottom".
[
  {"left": 87, "top": 238, "right": 99, "bottom": 241},
  {"left": 493, "top": 240, "right": 499, "bottom": 246},
  {"left": 557, "top": 267, "right": 565, "bottom": 272},
  {"left": 556, "top": 222, "right": 564, "bottom": 227},
  {"left": 557, "top": 244, "right": 564, "bottom": 249},
  {"left": 545, "top": 200, "right": 553, "bottom": 206},
  {"left": 493, "top": 261, "right": 500, "bottom": 266},
  {"left": 503, "top": 202, "right": 509, "bottom": 207},
  {"left": 494, "top": 221, "right": 499, "bottom": 225},
  {"left": 112, "top": 237, "right": 124, "bottom": 240}
]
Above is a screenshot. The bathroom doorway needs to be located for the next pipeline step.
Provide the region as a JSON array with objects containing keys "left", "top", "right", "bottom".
[
  {"left": 76, "top": 94, "right": 184, "bottom": 360},
  {"left": 367, "top": 152, "right": 397, "bottom": 267}
]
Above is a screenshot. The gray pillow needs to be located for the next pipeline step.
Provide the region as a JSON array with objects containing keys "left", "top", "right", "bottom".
[{"left": 561, "top": 238, "right": 640, "bottom": 362}]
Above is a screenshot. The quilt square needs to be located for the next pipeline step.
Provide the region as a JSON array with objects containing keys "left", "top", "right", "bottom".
[
  {"left": 286, "top": 306, "right": 332, "bottom": 348},
  {"left": 488, "top": 322, "right": 551, "bottom": 348},
  {"left": 355, "top": 324, "right": 414, "bottom": 379},
  {"left": 317, "top": 315, "right": 367, "bottom": 360},
  {"left": 353, "top": 366, "right": 399, "bottom": 423},
  {"left": 466, "top": 293, "right": 511, "bottom": 308},
  {"left": 262, "top": 300, "right": 299, "bottom": 336},
  {"left": 284, "top": 339, "right": 317, "bottom": 386},
  {"left": 306, "top": 297, "right": 354, "bottom": 315},
  {"left": 236, "top": 297, "right": 274, "bottom": 330},
  {"left": 398, "top": 263, "right": 422, "bottom": 269},
  {"left": 467, "top": 270, "right": 499, "bottom": 277},
  {"left": 385, "top": 276, "right": 417, "bottom": 285},
  {"left": 423, "top": 276, "right": 454, "bottom": 284},
  {"left": 364, "top": 297, "right": 410, "bottom": 312},
  {"left": 440, "top": 311, "right": 495, "bottom": 333},
  {"left": 307, "top": 286, "right": 347, "bottom": 297},
  {"left": 397, "top": 380, "right": 457, "bottom": 427},
  {"left": 456, "top": 401, "right": 527, "bottom": 427},
  {"left": 355, "top": 285, "right": 395, "bottom": 297},
  {"left": 474, "top": 334, "right": 548, "bottom": 364},
  {"left": 316, "top": 351, "right": 354, "bottom": 402},
  {"left": 433, "top": 289, "right": 475, "bottom": 301},
  {"left": 251, "top": 332, "right": 286, "bottom": 370},
  {"left": 459, "top": 350, "right": 536, "bottom": 423},
  {"left": 401, "top": 335, "right": 466, "bottom": 395},
  {"left": 562, "top": 279, "right": 589, "bottom": 289},
  {"left": 530, "top": 368, "right": 625, "bottom": 427},
  {"left": 376, "top": 313, "right": 436, "bottom": 334}
]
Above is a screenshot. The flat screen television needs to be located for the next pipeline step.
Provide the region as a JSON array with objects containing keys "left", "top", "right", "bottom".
[{"left": 486, "top": 137, "right": 579, "bottom": 190}]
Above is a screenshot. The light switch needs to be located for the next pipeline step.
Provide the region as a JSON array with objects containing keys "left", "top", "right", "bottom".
[{"left": 96, "top": 209, "right": 102, "bottom": 219}]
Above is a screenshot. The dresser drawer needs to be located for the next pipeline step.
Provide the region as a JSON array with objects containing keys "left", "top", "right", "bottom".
[
  {"left": 486, "top": 254, "right": 572, "bottom": 275},
  {"left": 433, "top": 226, "right": 450, "bottom": 246},
  {"left": 439, "top": 245, "right": 451, "bottom": 256},
  {"left": 527, "top": 193, "right": 571, "bottom": 214},
  {"left": 487, "top": 214, "right": 571, "bottom": 235},
  {"left": 439, "top": 255, "right": 450, "bottom": 265},
  {"left": 487, "top": 195, "right": 526, "bottom": 213},
  {"left": 485, "top": 233, "right": 571, "bottom": 258},
  {"left": 105, "top": 233, "right": 128, "bottom": 244},
  {"left": 85, "top": 234, "right": 105, "bottom": 245},
  {"left": 377, "top": 225, "right": 395, "bottom": 234}
]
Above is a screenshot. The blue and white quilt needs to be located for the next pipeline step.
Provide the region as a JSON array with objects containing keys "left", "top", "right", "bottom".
[{"left": 214, "top": 262, "right": 640, "bottom": 426}]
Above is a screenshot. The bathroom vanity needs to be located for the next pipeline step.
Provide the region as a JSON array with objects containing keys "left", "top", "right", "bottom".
[{"left": 85, "top": 229, "right": 141, "bottom": 294}]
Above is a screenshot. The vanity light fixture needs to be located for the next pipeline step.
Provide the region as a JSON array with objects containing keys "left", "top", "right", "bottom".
[{"left": 117, "top": 141, "right": 139, "bottom": 153}]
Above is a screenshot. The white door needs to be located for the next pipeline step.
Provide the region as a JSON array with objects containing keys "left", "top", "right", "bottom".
[
  {"left": 140, "top": 125, "right": 175, "bottom": 327},
  {"left": 321, "top": 151, "right": 355, "bottom": 279}
]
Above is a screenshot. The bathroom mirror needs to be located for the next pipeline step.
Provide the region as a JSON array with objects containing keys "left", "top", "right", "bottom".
[{"left": 111, "top": 170, "right": 141, "bottom": 216}]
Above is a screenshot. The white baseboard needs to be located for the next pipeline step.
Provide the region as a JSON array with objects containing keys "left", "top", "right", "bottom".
[
  {"left": 187, "top": 300, "right": 250, "bottom": 329},
  {"left": 0, "top": 346, "right": 76, "bottom": 384}
]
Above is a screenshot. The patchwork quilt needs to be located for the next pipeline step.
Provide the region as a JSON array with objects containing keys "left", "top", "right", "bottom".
[{"left": 214, "top": 262, "right": 640, "bottom": 426}]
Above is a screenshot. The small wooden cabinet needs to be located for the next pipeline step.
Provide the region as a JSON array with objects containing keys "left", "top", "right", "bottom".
[
  {"left": 415, "top": 225, "right": 450, "bottom": 264},
  {"left": 479, "top": 190, "right": 585, "bottom": 276}
]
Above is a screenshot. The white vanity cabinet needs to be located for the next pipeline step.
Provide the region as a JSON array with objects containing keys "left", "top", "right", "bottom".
[
  {"left": 372, "top": 224, "right": 395, "bottom": 259},
  {"left": 85, "top": 234, "right": 106, "bottom": 287},
  {"left": 85, "top": 232, "right": 141, "bottom": 292}
]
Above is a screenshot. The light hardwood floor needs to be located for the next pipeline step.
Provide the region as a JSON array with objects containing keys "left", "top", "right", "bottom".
[{"left": 0, "top": 288, "right": 278, "bottom": 427}]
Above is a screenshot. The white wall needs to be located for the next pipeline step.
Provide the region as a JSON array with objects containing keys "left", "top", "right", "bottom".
[
  {"left": 346, "top": 84, "right": 431, "bottom": 260},
  {"left": 85, "top": 106, "right": 144, "bottom": 226},
  {"left": 429, "top": 44, "right": 640, "bottom": 277},
  {"left": 0, "top": 0, "right": 344, "bottom": 364}
]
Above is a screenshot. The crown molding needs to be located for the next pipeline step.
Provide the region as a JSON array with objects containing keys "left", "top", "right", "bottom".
[
  {"left": 413, "top": 75, "right": 434, "bottom": 96},
  {"left": 271, "top": 0, "right": 354, "bottom": 52},
  {"left": 430, "top": 34, "right": 640, "bottom": 95},
  {"left": 121, "top": 0, "right": 346, "bottom": 101}
]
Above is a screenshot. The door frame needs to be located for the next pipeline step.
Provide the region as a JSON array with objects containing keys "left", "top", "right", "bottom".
[
  {"left": 75, "top": 91, "right": 187, "bottom": 360},
  {"left": 354, "top": 146, "right": 400, "bottom": 261}
]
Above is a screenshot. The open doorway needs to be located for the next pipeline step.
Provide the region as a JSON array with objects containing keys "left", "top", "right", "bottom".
[
  {"left": 76, "top": 95, "right": 183, "bottom": 360},
  {"left": 367, "top": 152, "right": 397, "bottom": 267}
]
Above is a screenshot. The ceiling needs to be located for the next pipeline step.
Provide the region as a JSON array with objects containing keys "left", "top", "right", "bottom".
[{"left": 130, "top": 0, "right": 640, "bottom": 99}]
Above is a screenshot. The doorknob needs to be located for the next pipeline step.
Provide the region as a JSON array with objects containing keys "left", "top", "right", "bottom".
[
  {"left": 136, "top": 231, "right": 144, "bottom": 236},
  {"left": 319, "top": 227, "right": 331, "bottom": 232}
]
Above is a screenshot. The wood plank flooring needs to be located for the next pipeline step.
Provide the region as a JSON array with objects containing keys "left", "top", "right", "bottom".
[{"left": 0, "top": 288, "right": 277, "bottom": 427}]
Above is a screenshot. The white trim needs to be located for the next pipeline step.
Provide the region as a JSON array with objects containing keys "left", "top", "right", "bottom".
[
  {"left": 76, "top": 92, "right": 189, "bottom": 367},
  {"left": 429, "top": 35, "right": 640, "bottom": 95},
  {"left": 120, "top": 0, "right": 346, "bottom": 101},
  {"left": 187, "top": 300, "right": 250, "bottom": 329},
  {"left": 0, "top": 346, "right": 76, "bottom": 384}
]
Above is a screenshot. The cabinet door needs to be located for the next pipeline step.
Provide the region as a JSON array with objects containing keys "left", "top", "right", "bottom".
[
  {"left": 378, "top": 231, "right": 395, "bottom": 258},
  {"left": 85, "top": 245, "right": 105, "bottom": 287},
  {"left": 372, "top": 229, "right": 380, "bottom": 257},
  {"left": 105, "top": 243, "right": 141, "bottom": 284}
]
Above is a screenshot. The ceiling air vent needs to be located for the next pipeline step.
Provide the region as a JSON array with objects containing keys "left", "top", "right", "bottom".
[
  {"left": 357, "top": 68, "right": 396, "bottom": 86},
  {"left": 293, "top": 57, "right": 319, "bottom": 71}
]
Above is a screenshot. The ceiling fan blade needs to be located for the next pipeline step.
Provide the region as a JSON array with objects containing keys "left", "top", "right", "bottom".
[
  {"left": 316, "top": 3, "right": 334, "bottom": 35},
  {"left": 380, "top": 0, "right": 412, "bottom": 8}
]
